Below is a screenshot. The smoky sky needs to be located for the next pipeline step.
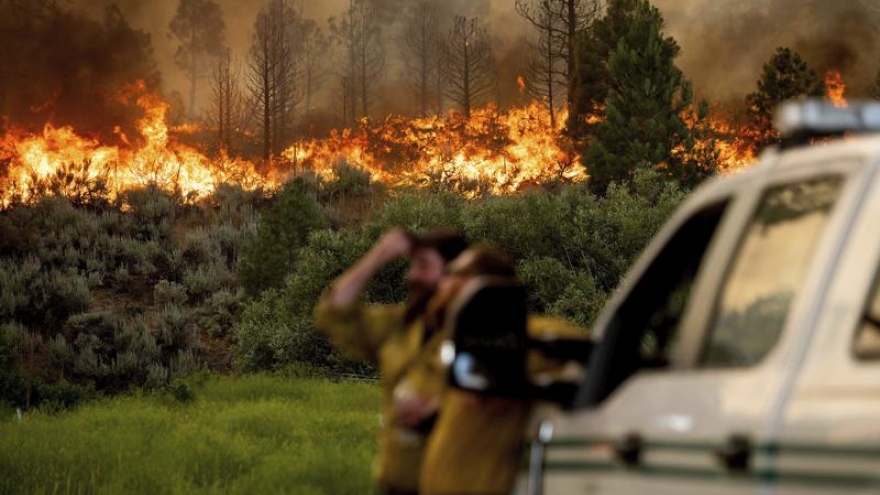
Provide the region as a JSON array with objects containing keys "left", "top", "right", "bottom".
[
  {"left": 54, "top": 0, "right": 880, "bottom": 118},
  {"left": 653, "top": 0, "right": 880, "bottom": 104}
]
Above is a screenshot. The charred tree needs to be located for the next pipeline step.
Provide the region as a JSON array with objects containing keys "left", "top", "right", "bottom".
[
  {"left": 329, "top": 0, "right": 386, "bottom": 124},
  {"left": 300, "top": 19, "right": 329, "bottom": 124},
  {"left": 169, "top": 0, "right": 226, "bottom": 119},
  {"left": 516, "top": 0, "right": 603, "bottom": 113},
  {"left": 210, "top": 48, "right": 245, "bottom": 153},
  {"left": 441, "top": 16, "right": 496, "bottom": 118},
  {"left": 246, "top": 0, "right": 309, "bottom": 161},
  {"left": 401, "top": 2, "right": 442, "bottom": 116}
]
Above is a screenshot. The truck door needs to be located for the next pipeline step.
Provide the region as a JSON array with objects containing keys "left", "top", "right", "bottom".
[
  {"left": 774, "top": 160, "right": 880, "bottom": 494},
  {"left": 540, "top": 168, "right": 852, "bottom": 495}
]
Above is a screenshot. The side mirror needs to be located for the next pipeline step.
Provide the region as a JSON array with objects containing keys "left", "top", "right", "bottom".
[{"left": 442, "top": 277, "right": 592, "bottom": 408}]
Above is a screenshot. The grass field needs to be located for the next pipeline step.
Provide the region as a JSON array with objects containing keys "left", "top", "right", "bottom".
[{"left": 0, "top": 374, "right": 380, "bottom": 494}]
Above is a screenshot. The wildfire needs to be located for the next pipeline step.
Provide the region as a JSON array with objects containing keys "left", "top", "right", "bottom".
[
  {"left": 2, "top": 79, "right": 766, "bottom": 208},
  {"left": 0, "top": 81, "right": 264, "bottom": 207},
  {"left": 825, "top": 70, "right": 847, "bottom": 108},
  {"left": 283, "top": 101, "right": 583, "bottom": 197}
]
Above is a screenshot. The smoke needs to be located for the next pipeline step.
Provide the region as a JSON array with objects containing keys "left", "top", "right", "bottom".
[
  {"left": 66, "top": 0, "right": 526, "bottom": 123},
  {"left": 653, "top": 0, "right": 880, "bottom": 103},
  {"left": 0, "top": 2, "right": 160, "bottom": 138},
  {"left": 23, "top": 0, "right": 878, "bottom": 137}
]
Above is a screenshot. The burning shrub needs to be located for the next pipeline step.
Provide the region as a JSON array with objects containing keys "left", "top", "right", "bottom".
[{"left": 23, "top": 160, "right": 111, "bottom": 209}]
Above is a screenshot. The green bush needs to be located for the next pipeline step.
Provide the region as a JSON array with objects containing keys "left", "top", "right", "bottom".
[{"left": 196, "top": 289, "right": 244, "bottom": 338}]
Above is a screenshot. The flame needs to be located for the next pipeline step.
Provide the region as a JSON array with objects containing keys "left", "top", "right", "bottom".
[
  {"left": 709, "top": 116, "right": 756, "bottom": 172},
  {"left": 1, "top": 80, "right": 767, "bottom": 208},
  {"left": 1, "top": 81, "right": 265, "bottom": 207},
  {"left": 283, "top": 101, "right": 583, "bottom": 197},
  {"left": 517, "top": 76, "right": 526, "bottom": 93},
  {"left": 825, "top": 70, "right": 847, "bottom": 108}
]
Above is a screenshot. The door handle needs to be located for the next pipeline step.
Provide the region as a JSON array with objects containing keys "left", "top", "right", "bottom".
[
  {"left": 714, "top": 434, "right": 752, "bottom": 472},
  {"left": 613, "top": 432, "right": 643, "bottom": 467}
]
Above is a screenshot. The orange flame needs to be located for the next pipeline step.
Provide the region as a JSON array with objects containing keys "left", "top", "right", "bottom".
[
  {"left": 0, "top": 81, "right": 265, "bottom": 206},
  {"left": 283, "top": 101, "right": 583, "bottom": 197},
  {"left": 2, "top": 81, "right": 762, "bottom": 207},
  {"left": 825, "top": 70, "right": 847, "bottom": 108}
]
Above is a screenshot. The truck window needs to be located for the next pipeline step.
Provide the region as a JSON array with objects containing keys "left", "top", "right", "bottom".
[
  {"left": 578, "top": 200, "right": 729, "bottom": 406},
  {"left": 854, "top": 272, "right": 880, "bottom": 360},
  {"left": 700, "top": 176, "right": 844, "bottom": 368}
]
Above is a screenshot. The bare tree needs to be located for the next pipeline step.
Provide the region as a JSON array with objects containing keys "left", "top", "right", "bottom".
[
  {"left": 299, "top": 18, "right": 328, "bottom": 122},
  {"left": 400, "top": 2, "right": 442, "bottom": 116},
  {"left": 515, "top": 0, "right": 603, "bottom": 109},
  {"left": 246, "top": 0, "right": 308, "bottom": 160},
  {"left": 329, "top": 0, "right": 386, "bottom": 124},
  {"left": 441, "top": 16, "right": 496, "bottom": 118},
  {"left": 210, "top": 48, "right": 245, "bottom": 153},
  {"left": 169, "top": 0, "right": 226, "bottom": 119},
  {"left": 522, "top": 1, "right": 564, "bottom": 126}
]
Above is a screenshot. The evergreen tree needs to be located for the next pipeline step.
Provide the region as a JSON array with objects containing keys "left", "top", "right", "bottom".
[
  {"left": 744, "top": 47, "right": 825, "bottom": 152},
  {"left": 582, "top": 0, "right": 712, "bottom": 195},
  {"left": 567, "top": 0, "right": 638, "bottom": 142},
  {"left": 238, "top": 179, "right": 326, "bottom": 296}
]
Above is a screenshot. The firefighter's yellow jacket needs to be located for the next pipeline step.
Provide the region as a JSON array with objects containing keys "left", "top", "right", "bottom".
[{"left": 313, "top": 295, "right": 447, "bottom": 493}]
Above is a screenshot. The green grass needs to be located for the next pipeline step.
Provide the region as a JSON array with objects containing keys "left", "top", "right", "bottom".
[{"left": 0, "top": 375, "right": 380, "bottom": 494}]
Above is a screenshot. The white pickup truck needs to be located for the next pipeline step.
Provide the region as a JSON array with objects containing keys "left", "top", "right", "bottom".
[{"left": 517, "top": 99, "right": 880, "bottom": 494}]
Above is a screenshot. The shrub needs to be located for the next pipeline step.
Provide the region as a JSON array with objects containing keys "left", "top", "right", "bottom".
[
  {"left": 153, "top": 280, "right": 189, "bottom": 306},
  {"left": 233, "top": 289, "right": 334, "bottom": 372},
  {"left": 462, "top": 191, "right": 559, "bottom": 260},
  {"left": 195, "top": 289, "right": 244, "bottom": 338},
  {"left": 182, "top": 262, "right": 234, "bottom": 301},
  {"left": 370, "top": 189, "right": 464, "bottom": 234},
  {"left": 118, "top": 186, "right": 177, "bottom": 241}
]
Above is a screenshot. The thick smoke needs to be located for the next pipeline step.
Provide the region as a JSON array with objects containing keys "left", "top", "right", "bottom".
[
  {"left": 0, "top": 1, "right": 159, "bottom": 138},
  {"left": 653, "top": 0, "right": 880, "bottom": 103},
  {"left": 71, "top": 0, "right": 526, "bottom": 122},
  {"left": 21, "top": 0, "right": 878, "bottom": 135}
]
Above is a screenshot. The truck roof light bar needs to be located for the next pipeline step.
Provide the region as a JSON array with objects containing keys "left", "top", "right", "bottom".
[{"left": 775, "top": 99, "right": 880, "bottom": 146}]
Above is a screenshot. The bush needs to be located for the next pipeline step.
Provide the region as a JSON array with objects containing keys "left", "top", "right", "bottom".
[
  {"left": 233, "top": 289, "right": 335, "bottom": 372},
  {"left": 118, "top": 186, "right": 177, "bottom": 241},
  {"left": 195, "top": 289, "right": 244, "bottom": 338},
  {"left": 153, "top": 280, "right": 189, "bottom": 306}
]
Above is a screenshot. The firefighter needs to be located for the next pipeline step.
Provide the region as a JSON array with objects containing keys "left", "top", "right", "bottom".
[
  {"left": 313, "top": 227, "right": 468, "bottom": 495},
  {"left": 417, "top": 246, "right": 585, "bottom": 495}
]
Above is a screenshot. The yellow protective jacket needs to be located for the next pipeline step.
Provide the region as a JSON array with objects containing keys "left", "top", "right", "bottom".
[
  {"left": 313, "top": 295, "right": 448, "bottom": 493},
  {"left": 419, "top": 315, "right": 587, "bottom": 495}
]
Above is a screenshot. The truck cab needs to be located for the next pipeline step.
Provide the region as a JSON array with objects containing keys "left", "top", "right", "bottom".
[{"left": 526, "top": 99, "right": 880, "bottom": 494}]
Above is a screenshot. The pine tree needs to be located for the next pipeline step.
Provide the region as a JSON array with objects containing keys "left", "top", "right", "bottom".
[
  {"left": 581, "top": 0, "right": 712, "bottom": 195},
  {"left": 744, "top": 47, "right": 825, "bottom": 152},
  {"left": 238, "top": 179, "right": 326, "bottom": 296},
  {"left": 567, "top": 0, "right": 638, "bottom": 142}
]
